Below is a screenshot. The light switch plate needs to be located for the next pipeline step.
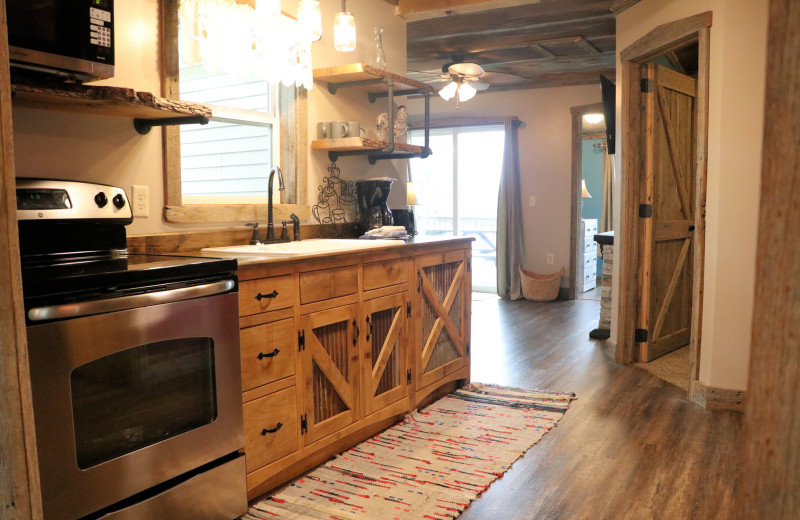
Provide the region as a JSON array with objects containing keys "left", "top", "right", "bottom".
[
  {"left": 131, "top": 185, "right": 149, "bottom": 217},
  {"left": 547, "top": 253, "right": 554, "bottom": 265},
  {"left": 529, "top": 196, "right": 536, "bottom": 207}
]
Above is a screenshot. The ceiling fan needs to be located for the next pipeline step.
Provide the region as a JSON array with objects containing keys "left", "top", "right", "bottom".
[{"left": 414, "top": 61, "right": 528, "bottom": 106}]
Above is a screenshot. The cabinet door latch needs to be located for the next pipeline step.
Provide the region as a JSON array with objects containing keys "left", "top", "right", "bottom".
[
  {"left": 406, "top": 301, "right": 411, "bottom": 318},
  {"left": 406, "top": 369, "right": 412, "bottom": 385},
  {"left": 298, "top": 330, "right": 305, "bottom": 351},
  {"left": 300, "top": 413, "right": 308, "bottom": 434}
]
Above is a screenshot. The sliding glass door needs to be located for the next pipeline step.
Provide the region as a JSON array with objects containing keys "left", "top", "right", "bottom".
[{"left": 409, "top": 125, "right": 505, "bottom": 293}]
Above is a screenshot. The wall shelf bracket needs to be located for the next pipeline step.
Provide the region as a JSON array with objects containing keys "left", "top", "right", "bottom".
[{"left": 133, "top": 115, "right": 210, "bottom": 135}]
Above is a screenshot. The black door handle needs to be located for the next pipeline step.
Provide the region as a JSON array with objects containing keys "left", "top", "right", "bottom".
[
  {"left": 255, "top": 290, "right": 279, "bottom": 301},
  {"left": 353, "top": 319, "right": 359, "bottom": 345},
  {"left": 417, "top": 270, "right": 423, "bottom": 292},
  {"left": 260, "top": 422, "right": 283, "bottom": 435},
  {"left": 257, "top": 348, "right": 280, "bottom": 360},
  {"left": 366, "top": 316, "right": 373, "bottom": 341}
]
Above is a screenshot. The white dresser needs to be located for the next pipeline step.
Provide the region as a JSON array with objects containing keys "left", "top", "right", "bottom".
[{"left": 578, "top": 218, "right": 598, "bottom": 292}]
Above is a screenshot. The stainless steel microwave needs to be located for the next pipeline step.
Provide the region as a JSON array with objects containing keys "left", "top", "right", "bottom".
[{"left": 6, "top": 0, "right": 114, "bottom": 81}]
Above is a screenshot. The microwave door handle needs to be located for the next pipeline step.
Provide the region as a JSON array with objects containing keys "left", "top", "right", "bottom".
[{"left": 27, "top": 279, "right": 236, "bottom": 322}]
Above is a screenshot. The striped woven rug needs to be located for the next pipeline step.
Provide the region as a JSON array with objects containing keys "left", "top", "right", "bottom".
[{"left": 243, "top": 383, "right": 575, "bottom": 520}]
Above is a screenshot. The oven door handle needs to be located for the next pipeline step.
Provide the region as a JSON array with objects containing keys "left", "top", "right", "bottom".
[{"left": 28, "top": 279, "right": 236, "bottom": 322}]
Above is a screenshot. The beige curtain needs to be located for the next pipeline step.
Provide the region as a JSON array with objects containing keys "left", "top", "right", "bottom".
[
  {"left": 600, "top": 150, "right": 614, "bottom": 233},
  {"left": 496, "top": 118, "right": 525, "bottom": 299}
]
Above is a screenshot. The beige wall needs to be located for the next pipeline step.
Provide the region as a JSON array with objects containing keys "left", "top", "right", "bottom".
[
  {"left": 615, "top": 0, "right": 768, "bottom": 389},
  {"left": 407, "top": 85, "right": 602, "bottom": 279},
  {"left": 12, "top": 0, "right": 407, "bottom": 234}
]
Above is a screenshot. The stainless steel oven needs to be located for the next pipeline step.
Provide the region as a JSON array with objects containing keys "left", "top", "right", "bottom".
[{"left": 18, "top": 179, "right": 246, "bottom": 520}]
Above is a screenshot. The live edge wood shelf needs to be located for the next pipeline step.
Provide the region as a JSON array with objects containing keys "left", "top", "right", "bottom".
[
  {"left": 232, "top": 238, "right": 472, "bottom": 499},
  {"left": 10, "top": 80, "right": 212, "bottom": 135},
  {"left": 312, "top": 63, "right": 433, "bottom": 164}
]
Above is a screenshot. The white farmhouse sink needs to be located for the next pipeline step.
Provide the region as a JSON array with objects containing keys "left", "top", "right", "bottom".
[{"left": 202, "top": 238, "right": 405, "bottom": 257}]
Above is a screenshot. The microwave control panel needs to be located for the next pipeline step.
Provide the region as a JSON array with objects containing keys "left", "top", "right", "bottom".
[{"left": 89, "top": 7, "right": 112, "bottom": 48}]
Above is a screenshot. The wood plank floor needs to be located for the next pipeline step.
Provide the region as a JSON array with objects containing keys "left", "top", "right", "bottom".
[{"left": 463, "top": 296, "right": 742, "bottom": 520}]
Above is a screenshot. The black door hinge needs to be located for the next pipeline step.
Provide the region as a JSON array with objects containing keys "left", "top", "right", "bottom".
[
  {"left": 639, "top": 204, "right": 653, "bottom": 218},
  {"left": 300, "top": 413, "right": 307, "bottom": 434},
  {"left": 641, "top": 78, "right": 653, "bottom": 93},
  {"left": 635, "top": 329, "right": 649, "bottom": 342},
  {"left": 466, "top": 341, "right": 471, "bottom": 355},
  {"left": 406, "top": 369, "right": 412, "bottom": 385},
  {"left": 406, "top": 301, "right": 411, "bottom": 318},
  {"left": 298, "top": 330, "right": 305, "bottom": 351}
]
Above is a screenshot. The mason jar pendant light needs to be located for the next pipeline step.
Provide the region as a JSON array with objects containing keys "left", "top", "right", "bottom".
[
  {"left": 334, "top": 0, "right": 356, "bottom": 52},
  {"left": 298, "top": 0, "right": 322, "bottom": 41}
]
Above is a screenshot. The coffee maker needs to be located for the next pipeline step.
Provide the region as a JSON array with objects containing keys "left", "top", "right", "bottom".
[{"left": 355, "top": 178, "right": 395, "bottom": 234}]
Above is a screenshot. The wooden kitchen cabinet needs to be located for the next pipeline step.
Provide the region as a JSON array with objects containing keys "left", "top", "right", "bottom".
[
  {"left": 236, "top": 239, "right": 472, "bottom": 499},
  {"left": 300, "top": 304, "right": 360, "bottom": 444},
  {"left": 414, "top": 250, "right": 471, "bottom": 394}
]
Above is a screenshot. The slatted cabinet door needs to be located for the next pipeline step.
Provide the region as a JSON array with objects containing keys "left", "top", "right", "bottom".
[
  {"left": 361, "top": 292, "right": 409, "bottom": 416},
  {"left": 415, "top": 250, "right": 469, "bottom": 391},
  {"left": 300, "top": 304, "right": 360, "bottom": 444}
]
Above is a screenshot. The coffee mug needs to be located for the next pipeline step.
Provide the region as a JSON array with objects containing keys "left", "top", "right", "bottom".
[
  {"left": 316, "top": 121, "right": 332, "bottom": 140},
  {"left": 348, "top": 121, "right": 367, "bottom": 138},
  {"left": 331, "top": 120, "right": 349, "bottom": 139}
]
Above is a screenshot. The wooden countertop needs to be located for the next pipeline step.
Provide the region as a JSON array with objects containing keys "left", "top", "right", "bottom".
[{"left": 183, "top": 236, "right": 475, "bottom": 269}]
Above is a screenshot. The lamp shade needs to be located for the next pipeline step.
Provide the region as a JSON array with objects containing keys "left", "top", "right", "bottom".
[
  {"left": 298, "top": 0, "right": 322, "bottom": 41},
  {"left": 581, "top": 178, "right": 592, "bottom": 198},
  {"left": 439, "top": 81, "right": 458, "bottom": 101},
  {"left": 334, "top": 11, "right": 356, "bottom": 52},
  {"left": 457, "top": 81, "right": 477, "bottom": 102},
  {"left": 406, "top": 182, "right": 419, "bottom": 206}
]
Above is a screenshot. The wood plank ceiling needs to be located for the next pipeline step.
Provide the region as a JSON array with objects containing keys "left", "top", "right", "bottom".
[{"left": 402, "top": 0, "right": 624, "bottom": 93}]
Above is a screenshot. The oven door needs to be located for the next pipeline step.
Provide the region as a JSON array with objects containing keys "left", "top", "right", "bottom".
[{"left": 26, "top": 287, "right": 243, "bottom": 520}]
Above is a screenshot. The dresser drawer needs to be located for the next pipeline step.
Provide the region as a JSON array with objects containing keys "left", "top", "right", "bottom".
[
  {"left": 243, "top": 387, "right": 299, "bottom": 472},
  {"left": 300, "top": 265, "right": 358, "bottom": 304},
  {"left": 583, "top": 280, "right": 597, "bottom": 292},
  {"left": 583, "top": 266, "right": 597, "bottom": 286},
  {"left": 239, "top": 275, "right": 295, "bottom": 316},
  {"left": 240, "top": 318, "right": 296, "bottom": 391},
  {"left": 584, "top": 237, "right": 597, "bottom": 254},
  {"left": 583, "top": 252, "right": 596, "bottom": 271},
  {"left": 363, "top": 258, "right": 410, "bottom": 292},
  {"left": 583, "top": 219, "right": 598, "bottom": 236}
]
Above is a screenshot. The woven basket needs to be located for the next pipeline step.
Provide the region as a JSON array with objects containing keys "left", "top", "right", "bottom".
[{"left": 519, "top": 265, "right": 564, "bottom": 301}]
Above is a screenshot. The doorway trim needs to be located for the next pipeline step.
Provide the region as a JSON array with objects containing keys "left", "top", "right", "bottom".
[
  {"left": 616, "top": 12, "right": 712, "bottom": 400},
  {"left": 569, "top": 103, "right": 605, "bottom": 300}
]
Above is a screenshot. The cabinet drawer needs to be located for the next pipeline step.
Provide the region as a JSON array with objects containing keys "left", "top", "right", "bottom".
[
  {"left": 584, "top": 237, "right": 598, "bottom": 254},
  {"left": 583, "top": 266, "right": 597, "bottom": 285},
  {"left": 583, "top": 280, "right": 596, "bottom": 292},
  {"left": 243, "top": 387, "right": 299, "bottom": 472},
  {"left": 363, "top": 258, "right": 409, "bottom": 292},
  {"left": 583, "top": 219, "right": 598, "bottom": 236},
  {"left": 300, "top": 265, "right": 358, "bottom": 304},
  {"left": 239, "top": 275, "right": 295, "bottom": 316},
  {"left": 240, "top": 318, "right": 296, "bottom": 391},
  {"left": 583, "top": 252, "right": 596, "bottom": 271}
]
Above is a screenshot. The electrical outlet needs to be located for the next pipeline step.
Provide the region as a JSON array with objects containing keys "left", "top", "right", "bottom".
[
  {"left": 131, "top": 185, "right": 149, "bottom": 217},
  {"left": 547, "top": 253, "right": 554, "bottom": 265},
  {"left": 529, "top": 196, "right": 536, "bottom": 207}
]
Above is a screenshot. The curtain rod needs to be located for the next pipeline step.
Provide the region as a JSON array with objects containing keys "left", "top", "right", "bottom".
[{"left": 409, "top": 116, "right": 525, "bottom": 130}]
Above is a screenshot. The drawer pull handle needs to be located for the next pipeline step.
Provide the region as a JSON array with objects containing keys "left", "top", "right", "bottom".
[
  {"left": 365, "top": 316, "right": 373, "bottom": 341},
  {"left": 255, "top": 290, "right": 279, "bottom": 301},
  {"left": 261, "top": 423, "right": 283, "bottom": 435},
  {"left": 257, "top": 349, "right": 280, "bottom": 360}
]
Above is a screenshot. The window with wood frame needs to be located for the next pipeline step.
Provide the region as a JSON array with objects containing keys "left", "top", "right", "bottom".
[{"left": 160, "top": 0, "right": 307, "bottom": 223}]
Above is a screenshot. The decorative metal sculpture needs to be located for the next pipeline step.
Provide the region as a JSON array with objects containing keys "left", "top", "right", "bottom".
[{"left": 312, "top": 162, "right": 358, "bottom": 238}]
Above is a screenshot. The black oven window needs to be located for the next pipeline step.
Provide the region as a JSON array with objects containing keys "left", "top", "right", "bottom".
[{"left": 70, "top": 337, "right": 218, "bottom": 469}]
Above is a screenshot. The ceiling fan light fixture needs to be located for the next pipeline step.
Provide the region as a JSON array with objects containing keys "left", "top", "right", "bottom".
[
  {"left": 439, "top": 81, "right": 458, "bottom": 101},
  {"left": 457, "top": 81, "right": 477, "bottom": 102}
]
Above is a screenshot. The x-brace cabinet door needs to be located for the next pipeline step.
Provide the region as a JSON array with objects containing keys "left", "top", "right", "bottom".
[
  {"left": 361, "top": 292, "right": 409, "bottom": 416},
  {"left": 300, "top": 304, "right": 359, "bottom": 445},
  {"left": 414, "top": 250, "right": 468, "bottom": 391}
]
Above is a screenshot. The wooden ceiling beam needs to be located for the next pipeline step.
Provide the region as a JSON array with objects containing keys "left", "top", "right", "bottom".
[{"left": 396, "top": 0, "right": 545, "bottom": 21}]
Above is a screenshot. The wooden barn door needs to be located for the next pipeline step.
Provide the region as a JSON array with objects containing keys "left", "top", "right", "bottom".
[
  {"left": 638, "top": 64, "right": 697, "bottom": 361},
  {"left": 300, "top": 304, "right": 359, "bottom": 444}
]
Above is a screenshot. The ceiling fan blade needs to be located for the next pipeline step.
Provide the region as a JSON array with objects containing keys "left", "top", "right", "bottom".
[
  {"left": 467, "top": 80, "right": 490, "bottom": 91},
  {"left": 479, "top": 71, "right": 531, "bottom": 85}
]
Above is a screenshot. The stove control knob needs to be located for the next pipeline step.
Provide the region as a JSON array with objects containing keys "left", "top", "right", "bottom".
[
  {"left": 94, "top": 192, "right": 108, "bottom": 208},
  {"left": 112, "top": 194, "right": 126, "bottom": 209}
]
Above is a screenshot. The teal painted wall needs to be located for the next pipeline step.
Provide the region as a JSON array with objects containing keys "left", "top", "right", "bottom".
[{"left": 582, "top": 139, "right": 604, "bottom": 273}]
